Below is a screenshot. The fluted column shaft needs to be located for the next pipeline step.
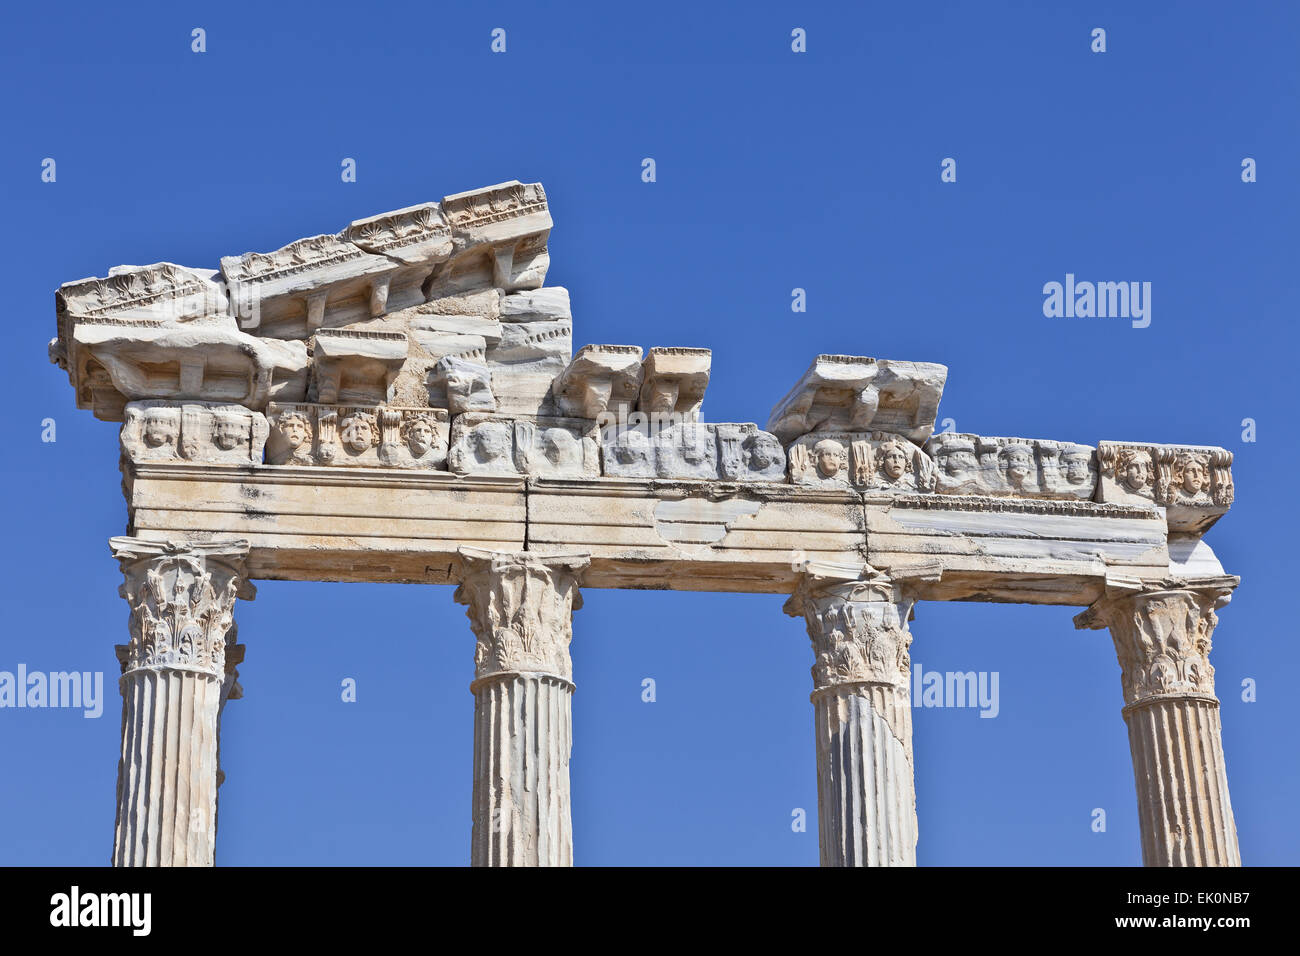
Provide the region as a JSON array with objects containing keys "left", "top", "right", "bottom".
[
  {"left": 1076, "top": 575, "right": 1241, "bottom": 866},
  {"left": 787, "top": 564, "right": 931, "bottom": 867},
  {"left": 455, "top": 548, "right": 589, "bottom": 867},
  {"left": 110, "top": 537, "right": 253, "bottom": 867}
]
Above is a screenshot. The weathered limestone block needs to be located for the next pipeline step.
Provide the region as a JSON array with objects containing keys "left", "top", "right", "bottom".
[
  {"left": 926, "top": 433, "right": 1097, "bottom": 500},
  {"left": 769, "top": 354, "right": 948, "bottom": 444},
  {"left": 500, "top": 287, "right": 570, "bottom": 323},
  {"left": 65, "top": 316, "right": 309, "bottom": 420},
  {"left": 637, "top": 347, "right": 710, "bottom": 422},
  {"left": 417, "top": 289, "right": 502, "bottom": 319},
  {"left": 449, "top": 415, "right": 598, "bottom": 478},
  {"left": 342, "top": 202, "right": 453, "bottom": 266},
  {"left": 1096, "top": 442, "right": 1233, "bottom": 533},
  {"left": 429, "top": 354, "right": 495, "bottom": 414},
  {"left": 110, "top": 537, "right": 254, "bottom": 866},
  {"left": 788, "top": 431, "right": 935, "bottom": 493},
  {"left": 439, "top": 181, "right": 552, "bottom": 292},
  {"left": 265, "top": 402, "right": 449, "bottom": 469},
  {"left": 122, "top": 401, "right": 267, "bottom": 465},
  {"left": 219, "top": 233, "right": 400, "bottom": 335},
  {"left": 600, "top": 422, "right": 786, "bottom": 481},
  {"left": 479, "top": 288, "right": 573, "bottom": 417},
  {"left": 309, "top": 328, "right": 408, "bottom": 405},
  {"left": 56, "top": 262, "right": 228, "bottom": 325},
  {"left": 554, "top": 345, "right": 644, "bottom": 420},
  {"left": 1075, "top": 575, "right": 1241, "bottom": 866},
  {"left": 455, "top": 548, "right": 589, "bottom": 866}
]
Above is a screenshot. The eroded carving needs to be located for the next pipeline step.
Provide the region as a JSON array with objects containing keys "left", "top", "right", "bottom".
[
  {"left": 1097, "top": 441, "right": 1233, "bottom": 533},
  {"left": 449, "top": 415, "right": 598, "bottom": 478},
  {"left": 768, "top": 354, "right": 948, "bottom": 445},
  {"left": 600, "top": 422, "right": 786, "bottom": 481},
  {"left": 554, "top": 345, "right": 644, "bottom": 420},
  {"left": 784, "top": 566, "right": 916, "bottom": 691},
  {"left": 637, "top": 347, "right": 710, "bottom": 423},
  {"left": 925, "top": 433, "right": 1097, "bottom": 500},
  {"left": 1075, "top": 576, "right": 1238, "bottom": 707},
  {"left": 453, "top": 548, "right": 588, "bottom": 684},
  {"left": 265, "top": 403, "right": 449, "bottom": 468},
  {"left": 122, "top": 401, "right": 268, "bottom": 465},
  {"left": 787, "top": 431, "right": 934, "bottom": 492},
  {"left": 112, "top": 538, "right": 254, "bottom": 680},
  {"left": 430, "top": 354, "right": 496, "bottom": 414}
]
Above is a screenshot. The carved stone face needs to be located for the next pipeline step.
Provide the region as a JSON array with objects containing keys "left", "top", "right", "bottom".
[
  {"left": 143, "top": 412, "right": 175, "bottom": 448},
  {"left": 278, "top": 416, "right": 309, "bottom": 451},
  {"left": 340, "top": 415, "right": 375, "bottom": 453},
  {"left": 944, "top": 449, "right": 976, "bottom": 477},
  {"left": 1121, "top": 451, "right": 1153, "bottom": 492},
  {"left": 1180, "top": 459, "right": 1207, "bottom": 495},
  {"left": 407, "top": 419, "right": 435, "bottom": 458},
  {"left": 646, "top": 379, "right": 679, "bottom": 413},
  {"left": 473, "top": 423, "right": 510, "bottom": 462},
  {"left": 541, "top": 429, "right": 576, "bottom": 465},
  {"left": 1064, "top": 452, "right": 1091, "bottom": 484},
  {"left": 881, "top": 445, "right": 908, "bottom": 480},
  {"left": 746, "top": 434, "right": 782, "bottom": 470},
  {"left": 212, "top": 417, "right": 242, "bottom": 451},
  {"left": 1002, "top": 447, "right": 1033, "bottom": 487},
  {"left": 613, "top": 430, "right": 649, "bottom": 464},
  {"left": 814, "top": 440, "right": 843, "bottom": 478}
]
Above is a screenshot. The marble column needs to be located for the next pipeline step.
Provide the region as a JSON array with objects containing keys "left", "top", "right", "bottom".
[
  {"left": 454, "top": 547, "right": 590, "bottom": 867},
  {"left": 109, "top": 536, "right": 254, "bottom": 867},
  {"left": 785, "top": 562, "right": 937, "bottom": 867},
  {"left": 1075, "top": 574, "right": 1241, "bottom": 867}
]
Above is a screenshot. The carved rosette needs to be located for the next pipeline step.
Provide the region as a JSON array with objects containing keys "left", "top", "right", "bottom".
[
  {"left": 1075, "top": 576, "right": 1238, "bottom": 709},
  {"left": 112, "top": 538, "right": 255, "bottom": 681},
  {"left": 454, "top": 549, "right": 590, "bottom": 687},
  {"left": 785, "top": 569, "right": 915, "bottom": 692}
]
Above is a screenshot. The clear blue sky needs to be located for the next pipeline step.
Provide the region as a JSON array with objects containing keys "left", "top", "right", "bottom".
[{"left": 1, "top": 0, "right": 1296, "bottom": 865}]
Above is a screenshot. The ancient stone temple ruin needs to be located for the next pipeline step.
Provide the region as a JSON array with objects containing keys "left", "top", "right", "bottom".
[{"left": 49, "top": 180, "right": 1242, "bottom": 867}]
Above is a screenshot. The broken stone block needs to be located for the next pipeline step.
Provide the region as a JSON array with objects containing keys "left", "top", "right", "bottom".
[
  {"left": 638, "top": 347, "right": 710, "bottom": 423},
  {"left": 500, "top": 287, "right": 571, "bottom": 323},
  {"left": 553, "top": 345, "right": 644, "bottom": 420},
  {"left": 66, "top": 316, "right": 308, "bottom": 418},
  {"left": 342, "top": 202, "right": 453, "bottom": 266},
  {"left": 768, "top": 354, "right": 948, "bottom": 444},
  {"left": 309, "top": 328, "right": 408, "bottom": 405},
  {"left": 439, "top": 181, "right": 551, "bottom": 292},
  {"left": 429, "top": 355, "right": 496, "bottom": 414}
]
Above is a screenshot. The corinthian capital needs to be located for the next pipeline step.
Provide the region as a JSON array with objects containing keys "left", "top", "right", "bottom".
[
  {"left": 454, "top": 548, "right": 590, "bottom": 686},
  {"left": 110, "top": 538, "right": 255, "bottom": 681},
  {"left": 784, "top": 562, "right": 940, "bottom": 692},
  {"left": 1074, "top": 574, "right": 1239, "bottom": 708}
]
